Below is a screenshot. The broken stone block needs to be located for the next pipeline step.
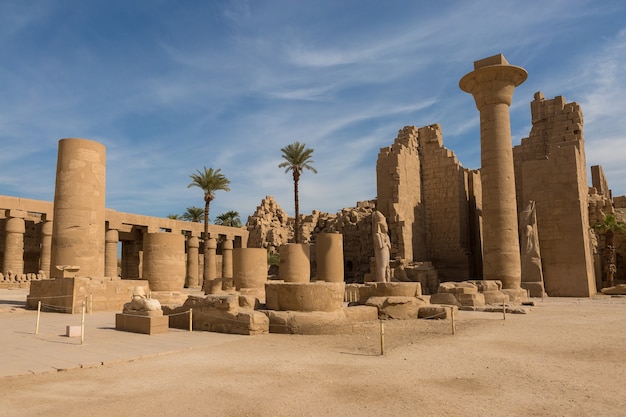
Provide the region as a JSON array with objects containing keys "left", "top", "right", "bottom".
[
  {"left": 429, "top": 292, "right": 461, "bottom": 306},
  {"left": 418, "top": 305, "right": 457, "bottom": 319},
  {"left": 365, "top": 296, "right": 428, "bottom": 320},
  {"left": 458, "top": 292, "right": 485, "bottom": 307}
]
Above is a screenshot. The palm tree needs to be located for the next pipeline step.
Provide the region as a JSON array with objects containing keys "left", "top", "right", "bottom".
[
  {"left": 188, "top": 167, "right": 231, "bottom": 241},
  {"left": 594, "top": 213, "right": 626, "bottom": 287},
  {"left": 181, "top": 206, "right": 204, "bottom": 223},
  {"left": 215, "top": 210, "right": 242, "bottom": 227},
  {"left": 279, "top": 141, "right": 317, "bottom": 243},
  {"left": 166, "top": 213, "right": 180, "bottom": 220}
]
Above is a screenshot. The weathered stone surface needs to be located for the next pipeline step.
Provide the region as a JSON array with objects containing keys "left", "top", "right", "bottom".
[
  {"left": 265, "top": 281, "right": 344, "bottom": 312},
  {"left": 365, "top": 296, "right": 428, "bottom": 320},
  {"left": 429, "top": 293, "right": 461, "bottom": 307},
  {"left": 438, "top": 281, "right": 478, "bottom": 295},
  {"left": 262, "top": 306, "right": 378, "bottom": 334},
  {"left": 458, "top": 292, "right": 485, "bottom": 307},
  {"left": 601, "top": 284, "right": 626, "bottom": 295},
  {"left": 245, "top": 196, "right": 292, "bottom": 251},
  {"left": 116, "top": 314, "right": 169, "bottom": 335},
  {"left": 165, "top": 295, "right": 268, "bottom": 335},
  {"left": 482, "top": 291, "right": 509, "bottom": 305},
  {"left": 359, "top": 282, "right": 422, "bottom": 304},
  {"left": 27, "top": 277, "right": 149, "bottom": 313},
  {"left": 418, "top": 305, "right": 457, "bottom": 319}
]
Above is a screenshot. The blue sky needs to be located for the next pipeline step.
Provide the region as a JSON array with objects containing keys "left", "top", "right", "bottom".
[{"left": 1, "top": 0, "right": 625, "bottom": 222}]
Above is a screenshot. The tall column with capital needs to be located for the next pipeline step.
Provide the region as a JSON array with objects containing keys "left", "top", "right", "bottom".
[
  {"left": 3, "top": 210, "right": 26, "bottom": 275},
  {"left": 460, "top": 54, "right": 527, "bottom": 289}
]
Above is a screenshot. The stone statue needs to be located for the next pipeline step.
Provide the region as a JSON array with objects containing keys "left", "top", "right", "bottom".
[
  {"left": 123, "top": 286, "right": 162, "bottom": 316},
  {"left": 520, "top": 201, "right": 544, "bottom": 284},
  {"left": 372, "top": 210, "right": 391, "bottom": 282}
]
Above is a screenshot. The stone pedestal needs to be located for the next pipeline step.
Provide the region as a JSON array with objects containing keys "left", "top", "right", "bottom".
[
  {"left": 460, "top": 54, "right": 527, "bottom": 289},
  {"left": 115, "top": 314, "right": 169, "bottom": 335},
  {"left": 265, "top": 281, "right": 345, "bottom": 312},
  {"left": 316, "top": 233, "right": 344, "bottom": 282}
]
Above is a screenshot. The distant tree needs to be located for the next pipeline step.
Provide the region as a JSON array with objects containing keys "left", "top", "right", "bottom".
[
  {"left": 188, "top": 166, "right": 231, "bottom": 241},
  {"left": 181, "top": 206, "right": 204, "bottom": 223},
  {"left": 214, "top": 210, "right": 242, "bottom": 227},
  {"left": 166, "top": 213, "right": 180, "bottom": 220},
  {"left": 278, "top": 141, "right": 317, "bottom": 243},
  {"left": 594, "top": 213, "right": 626, "bottom": 287}
]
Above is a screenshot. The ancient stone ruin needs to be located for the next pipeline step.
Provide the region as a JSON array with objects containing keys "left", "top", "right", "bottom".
[{"left": 1, "top": 53, "right": 626, "bottom": 338}]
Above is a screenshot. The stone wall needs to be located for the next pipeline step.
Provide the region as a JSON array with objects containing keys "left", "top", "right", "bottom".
[
  {"left": 245, "top": 196, "right": 292, "bottom": 252},
  {"left": 417, "top": 124, "right": 475, "bottom": 281},
  {"left": 376, "top": 126, "right": 424, "bottom": 261},
  {"left": 513, "top": 92, "right": 596, "bottom": 296}
]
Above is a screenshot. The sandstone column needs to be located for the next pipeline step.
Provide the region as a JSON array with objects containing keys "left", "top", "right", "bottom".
[
  {"left": 316, "top": 233, "right": 344, "bottom": 282},
  {"left": 39, "top": 219, "right": 53, "bottom": 278},
  {"left": 233, "top": 247, "right": 267, "bottom": 294},
  {"left": 143, "top": 233, "right": 185, "bottom": 291},
  {"left": 186, "top": 236, "right": 199, "bottom": 287},
  {"left": 204, "top": 238, "right": 217, "bottom": 281},
  {"left": 279, "top": 243, "right": 311, "bottom": 283},
  {"left": 122, "top": 240, "right": 142, "bottom": 279},
  {"left": 222, "top": 239, "right": 233, "bottom": 289},
  {"left": 3, "top": 210, "right": 26, "bottom": 275},
  {"left": 50, "top": 138, "right": 106, "bottom": 278},
  {"left": 105, "top": 229, "right": 119, "bottom": 278},
  {"left": 460, "top": 54, "right": 527, "bottom": 289}
]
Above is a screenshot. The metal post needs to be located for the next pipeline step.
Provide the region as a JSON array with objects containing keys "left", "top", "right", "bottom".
[
  {"left": 189, "top": 308, "right": 193, "bottom": 332},
  {"left": 502, "top": 301, "right": 506, "bottom": 320}
]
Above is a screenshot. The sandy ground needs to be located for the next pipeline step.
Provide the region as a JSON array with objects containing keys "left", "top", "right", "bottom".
[{"left": 1, "top": 294, "right": 625, "bottom": 417}]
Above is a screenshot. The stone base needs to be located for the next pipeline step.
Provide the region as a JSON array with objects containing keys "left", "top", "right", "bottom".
[
  {"left": 115, "top": 313, "right": 169, "bottom": 335},
  {"left": 262, "top": 306, "right": 378, "bottom": 335},
  {"left": 522, "top": 282, "right": 546, "bottom": 298},
  {"left": 265, "top": 281, "right": 344, "bottom": 312},
  {"left": 27, "top": 277, "right": 149, "bottom": 313},
  {"left": 501, "top": 288, "right": 529, "bottom": 303}
]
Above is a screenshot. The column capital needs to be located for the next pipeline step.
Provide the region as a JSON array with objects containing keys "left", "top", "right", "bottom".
[{"left": 459, "top": 54, "right": 527, "bottom": 108}]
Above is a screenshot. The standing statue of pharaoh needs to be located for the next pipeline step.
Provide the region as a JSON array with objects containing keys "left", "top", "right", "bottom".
[
  {"left": 372, "top": 210, "right": 391, "bottom": 283},
  {"left": 520, "top": 201, "right": 544, "bottom": 284}
]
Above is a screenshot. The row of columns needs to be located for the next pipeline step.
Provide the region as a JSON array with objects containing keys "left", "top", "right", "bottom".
[
  {"left": 1, "top": 213, "right": 236, "bottom": 288},
  {"left": 2, "top": 210, "right": 53, "bottom": 278}
]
